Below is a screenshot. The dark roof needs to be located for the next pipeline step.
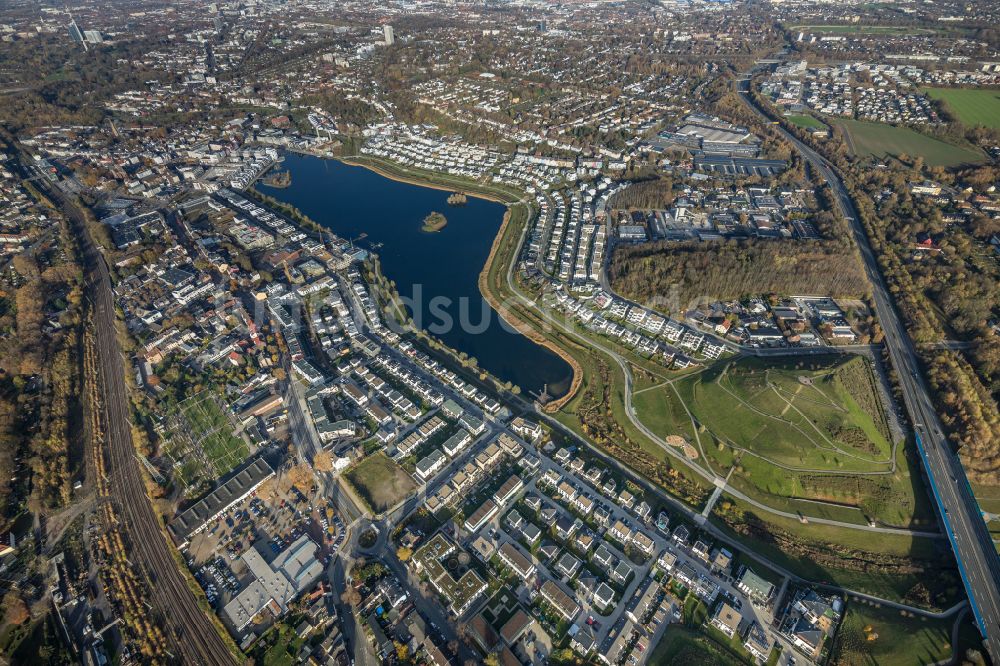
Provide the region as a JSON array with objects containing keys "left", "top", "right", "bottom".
[{"left": 169, "top": 457, "right": 274, "bottom": 542}]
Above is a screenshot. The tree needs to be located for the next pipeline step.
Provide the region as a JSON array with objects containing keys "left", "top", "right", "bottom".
[
  {"left": 396, "top": 546, "right": 413, "bottom": 562},
  {"left": 312, "top": 450, "right": 333, "bottom": 473},
  {"left": 279, "top": 463, "right": 315, "bottom": 492},
  {"left": 3, "top": 592, "right": 29, "bottom": 625},
  {"left": 340, "top": 586, "right": 362, "bottom": 607}
]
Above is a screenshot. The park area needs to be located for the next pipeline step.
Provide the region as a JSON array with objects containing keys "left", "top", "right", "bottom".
[
  {"left": 829, "top": 602, "right": 974, "bottom": 666},
  {"left": 632, "top": 355, "right": 933, "bottom": 528},
  {"left": 923, "top": 87, "right": 1000, "bottom": 130},
  {"left": 648, "top": 625, "right": 747, "bottom": 666},
  {"left": 835, "top": 119, "right": 984, "bottom": 167},
  {"left": 160, "top": 392, "right": 251, "bottom": 494},
  {"left": 344, "top": 452, "right": 416, "bottom": 514}
]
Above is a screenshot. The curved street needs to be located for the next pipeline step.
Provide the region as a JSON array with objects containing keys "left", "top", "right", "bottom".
[
  {"left": 736, "top": 69, "right": 1000, "bottom": 661},
  {"left": 500, "top": 199, "right": 943, "bottom": 538}
]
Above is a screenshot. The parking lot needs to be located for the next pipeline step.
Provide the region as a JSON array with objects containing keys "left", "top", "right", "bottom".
[{"left": 186, "top": 481, "right": 347, "bottom": 608}]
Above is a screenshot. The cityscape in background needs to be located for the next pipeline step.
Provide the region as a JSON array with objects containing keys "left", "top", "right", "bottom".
[{"left": 0, "top": 1, "right": 999, "bottom": 665}]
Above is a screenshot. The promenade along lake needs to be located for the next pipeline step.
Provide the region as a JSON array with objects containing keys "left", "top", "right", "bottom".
[{"left": 259, "top": 153, "right": 572, "bottom": 399}]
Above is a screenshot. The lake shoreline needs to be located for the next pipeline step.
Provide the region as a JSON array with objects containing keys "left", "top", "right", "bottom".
[
  {"left": 338, "top": 156, "right": 514, "bottom": 205},
  {"left": 262, "top": 152, "right": 575, "bottom": 398},
  {"left": 340, "top": 154, "right": 579, "bottom": 403},
  {"left": 477, "top": 209, "right": 582, "bottom": 406}
]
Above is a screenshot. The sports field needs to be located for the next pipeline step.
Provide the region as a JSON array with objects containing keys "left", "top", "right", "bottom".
[
  {"left": 344, "top": 452, "right": 417, "bottom": 514},
  {"left": 785, "top": 114, "right": 827, "bottom": 130},
  {"left": 923, "top": 87, "right": 1000, "bottom": 129},
  {"left": 836, "top": 119, "right": 984, "bottom": 167},
  {"left": 162, "top": 392, "right": 251, "bottom": 492},
  {"left": 633, "top": 355, "right": 933, "bottom": 527}
]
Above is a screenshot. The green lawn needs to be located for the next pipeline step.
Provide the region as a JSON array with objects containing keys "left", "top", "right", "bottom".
[
  {"left": 641, "top": 357, "right": 888, "bottom": 477},
  {"left": 785, "top": 114, "right": 827, "bottom": 130},
  {"left": 830, "top": 602, "right": 960, "bottom": 666},
  {"left": 649, "top": 625, "right": 750, "bottom": 666},
  {"left": 711, "top": 496, "right": 961, "bottom": 608},
  {"left": 923, "top": 87, "right": 1000, "bottom": 129},
  {"left": 633, "top": 355, "right": 936, "bottom": 529},
  {"left": 787, "top": 24, "right": 936, "bottom": 35},
  {"left": 344, "top": 452, "right": 417, "bottom": 514},
  {"left": 836, "top": 119, "right": 984, "bottom": 167},
  {"left": 970, "top": 482, "right": 1000, "bottom": 553}
]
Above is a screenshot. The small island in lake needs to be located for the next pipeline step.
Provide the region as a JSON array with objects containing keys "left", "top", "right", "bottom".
[
  {"left": 447, "top": 192, "right": 468, "bottom": 205},
  {"left": 261, "top": 169, "right": 292, "bottom": 188},
  {"left": 422, "top": 211, "right": 448, "bottom": 232}
]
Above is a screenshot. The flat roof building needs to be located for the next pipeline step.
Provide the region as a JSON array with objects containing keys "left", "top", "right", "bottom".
[
  {"left": 169, "top": 458, "right": 275, "bottom": 546},
  {"left": 222, "top": 535, "right": 323, "bottom": 633},
  {"left": 464, "top": 499, "right": 499, "bottom": 534},
  {"left": 498, "top": 541, "right": 536, "bottom": 579}
]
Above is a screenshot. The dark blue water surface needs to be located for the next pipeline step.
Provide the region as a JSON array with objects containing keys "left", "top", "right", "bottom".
[{"left": 260, "top": 153, "right": 572, "bottom": 398}]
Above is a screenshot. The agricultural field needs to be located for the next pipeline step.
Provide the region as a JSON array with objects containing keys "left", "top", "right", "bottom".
[
  {"left": 829, "top": 602, "right": 965, "bottom": 666},
  {"left": 836, "top": 119, "right": 984, "bottom": 167},
  {"left": 161, "top": 392, "right": 251, "bottom": 493},
  {"left": 634, "top": 355, "right": 934, "bottom": 528},
  {"left": 923, "top": 87, "right": 1000, "bottom": 129},
  {"left": 785, "top": 114, "right": 827, "bottom": 130},
  {"left": 344, "top": 452, "right": 417, "bottom": 514}
]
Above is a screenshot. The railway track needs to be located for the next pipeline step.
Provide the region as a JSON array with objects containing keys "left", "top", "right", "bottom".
[{"left": 58, "top": 184, "right": 237, "bottom": 666}]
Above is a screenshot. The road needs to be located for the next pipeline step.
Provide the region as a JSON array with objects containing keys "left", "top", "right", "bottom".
[
  {"left": 41, "top": 180, "right": 236, "bottom": 666},
  {"left": 499, "top": 201, "right": 941, "bottom": 538},
  {"left": 736, "top": 74, "right": 1000, "bottom": 661}
]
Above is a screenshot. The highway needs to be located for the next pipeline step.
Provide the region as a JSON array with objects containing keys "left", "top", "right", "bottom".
[
  {"left": 44, "top": 181, "right": 236, "bottom": 666},
  {"left": 736, "top": 74, "right": 1000, "bottom": 661},
  {"left": 499, "top": 201, "right": 942, "bottom": 537}
]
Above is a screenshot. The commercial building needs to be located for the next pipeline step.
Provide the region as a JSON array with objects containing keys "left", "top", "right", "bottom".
[
  {"left": 223, "top": 535, "right": 323, "bottom": 633},
  {"left": 169, "top": 457, "right": 275, "bottom": 547}
]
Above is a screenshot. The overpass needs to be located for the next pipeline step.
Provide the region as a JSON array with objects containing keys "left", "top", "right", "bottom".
[{"left": 736, "top": 71, "right": 1000, "bottom": 661}]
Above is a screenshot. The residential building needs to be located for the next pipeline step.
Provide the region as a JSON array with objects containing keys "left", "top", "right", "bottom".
[
  {"left": 498, "top": 541, "right": 536, "bottom": 580},
  {"left": 711, "top": 602, "right": 743, "bottom": 639},
  {"left": 540, "top": 580, "right": 580, "bottom": 622}
]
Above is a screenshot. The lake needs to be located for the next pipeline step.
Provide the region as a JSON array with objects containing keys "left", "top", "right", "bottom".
[{"left": 259, "top": 153, "right": 572, "bottom": 399}]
